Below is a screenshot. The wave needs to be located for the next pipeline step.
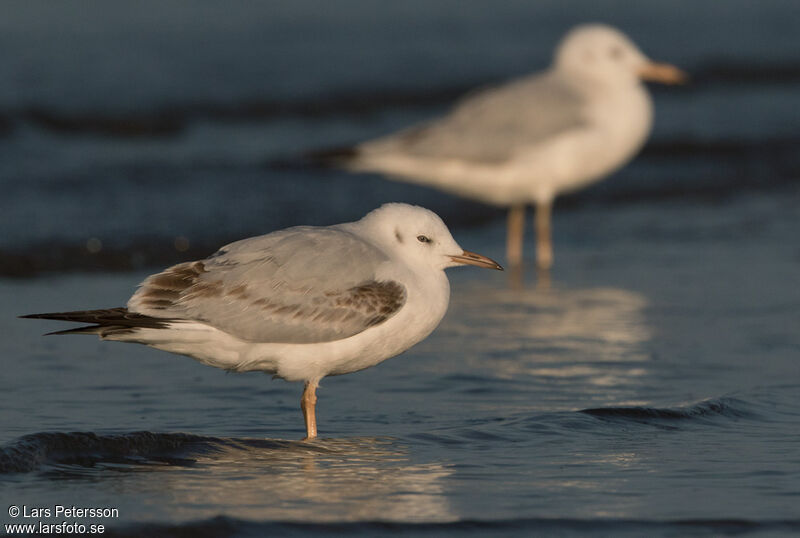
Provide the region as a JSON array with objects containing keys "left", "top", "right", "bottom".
[
  {"left": 692, "top": 59, "right": 800, "bottom": 86},
  {"left": 0, "top": 85, "right": 468, "bottom": 139},
  {"left": 2, "top": 401, "right": 747, "bottom": 474},
  {"left": 405, "top": 397, "right": 767, "bottom": 447},
  {"left": 103, "top": 515, "right": 800, "bottom": 537},
  {"left": 0, "top": 431, "right": 213, "bottom": 473},
  {"left": 0, "top": 237, "right": 224, "bottom": 278},
  {"left": 3, "top": 136, "right": 797, "bottom": 279},
  {"left": 0, "top": 114, "right": 12, "bottom": 137},
  {"left": 299, "top": 135, "right": 800, "bottom": 206},
  {"left": 579, "top": 397, "right": 758, "bottom": 426},
  {"left": 0, "top": 59, "right": 798, "bottom": 139},
  {"left": 0, "top": 431, "right": 337, "bottom": 474}
]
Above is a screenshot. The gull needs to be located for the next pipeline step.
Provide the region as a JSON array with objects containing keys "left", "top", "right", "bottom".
[
  {"left": 23, "top": 204, "right": 502, "bottom": 440},
  {"left": 320, "top": 24, "right": 686, "bottom": 271}
]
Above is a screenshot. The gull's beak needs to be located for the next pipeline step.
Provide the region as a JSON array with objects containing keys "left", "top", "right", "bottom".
[
  {"left": 638, "top": 62, "right": 688, "bottom": 85},
  {"left": 450, "top": 250, "right": 504, "bottom": 271}
]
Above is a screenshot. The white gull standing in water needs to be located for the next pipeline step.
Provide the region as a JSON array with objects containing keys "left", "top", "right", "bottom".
[
  {"left": 23, "top": 204, "right": 502, "bottom": 440},
  {"left": 321, "top": 24, "right": 686, "bottom": 272}
]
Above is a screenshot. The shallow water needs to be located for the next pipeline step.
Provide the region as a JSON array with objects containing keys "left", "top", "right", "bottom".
[
  {"left": 2, "top": 1, "right": 800, "bottom": 536},
  {"left": 3, "top": 190, "right": 799, "bottom": 536}
]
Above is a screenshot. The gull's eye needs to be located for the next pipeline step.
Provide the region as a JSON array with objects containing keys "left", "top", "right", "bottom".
[
  {"left": 417, "top": 235, "right": 432, "bottom": 244},
  {"left": 609, "top": 46, "right": 624, "bottom": 60}
]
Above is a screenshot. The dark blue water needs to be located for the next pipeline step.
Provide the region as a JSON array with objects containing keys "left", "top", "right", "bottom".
[{"left": 2, "top": 1, "right": 800, "bottom": 536}]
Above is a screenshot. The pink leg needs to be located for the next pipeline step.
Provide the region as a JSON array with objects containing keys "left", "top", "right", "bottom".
[
  {"left": 301, "top": 380, "right": 319, "bottom": 440},
  {"left": 535, "top": 200, "right": 553, "bottom": 271},
  {"left": 506, "top": 204, "right": 526, "bottom": 268}
]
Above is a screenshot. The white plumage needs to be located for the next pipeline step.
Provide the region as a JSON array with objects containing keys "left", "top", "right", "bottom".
[
  {"left": 334, "top": 24, "right": 686, "bottom": 271},
  {"left": 24, "top": 203, "right": 502, "bottom": 439}
]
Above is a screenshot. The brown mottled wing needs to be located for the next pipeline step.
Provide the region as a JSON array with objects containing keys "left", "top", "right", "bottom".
[{"left": 128, "top": 226, "right": 407, "bottom": 344}]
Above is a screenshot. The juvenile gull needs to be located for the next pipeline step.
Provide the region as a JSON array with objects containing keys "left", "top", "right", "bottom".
[
  {"left": 324, "top": 24, "right": 686, "bottom": 271},
  {"left": 23, "top": 204, "right": 502, "bottom": 440}
]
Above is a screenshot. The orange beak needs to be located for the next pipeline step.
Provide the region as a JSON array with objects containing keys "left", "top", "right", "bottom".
[
  {"left": 450, "top": 250, "right": 504, "bottom": 271},
  {"left": 638, "top": 62, "right": 688, "bottom": 85}
]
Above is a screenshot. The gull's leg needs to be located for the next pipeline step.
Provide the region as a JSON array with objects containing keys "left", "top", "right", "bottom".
[
  {"left": 535, "top": 200, "right": 553, "bottom": 272},
  {"left": 506, "top": 204, "right": 526, "bottom": 268},
  {"left": 301, "top": 380, "right": 319, "bottom": 440}
]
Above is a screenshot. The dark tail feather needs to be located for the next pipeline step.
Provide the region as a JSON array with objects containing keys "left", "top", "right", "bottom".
[
  {"left": 265, "top": 145, "right": 359, "bottom": 171},
  {"left": 21, "top": 307, "right": 172, "bottom": 336},
  {"left": 22, "top": 307, "right": 128, "bottom": 323},
  {"left": 45, "top": 326, "right": 107, "bottom": 336},
  {"left": 304, "top": 145, "right": 359, "bottom": 167}
]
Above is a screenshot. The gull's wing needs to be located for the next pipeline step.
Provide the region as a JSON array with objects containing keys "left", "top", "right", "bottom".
[
  {"left": 360, "top": 71, "right": 589, "bottom": 163},
  {"left": 128, "top": 227, "right": 406, "bottom": 344}
]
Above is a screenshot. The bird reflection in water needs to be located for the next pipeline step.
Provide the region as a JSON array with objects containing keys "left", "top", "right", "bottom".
[
  {"left": 508, "top": 261, "right": 553, "bottom": 290},
  {"left": 428, "top": 282, "right": 653, "bottom": 404},
  {"left": 134, "top": 436, "right": 456, "bottom": 523}
]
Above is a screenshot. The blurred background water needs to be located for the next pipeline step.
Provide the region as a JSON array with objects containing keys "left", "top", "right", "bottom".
[{"left": 1, "top": 1, "right": 799, "bottom": 536}]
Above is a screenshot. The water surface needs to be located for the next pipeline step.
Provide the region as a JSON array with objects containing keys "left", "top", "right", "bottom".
[{"left": 2, "top": 1, "right": 800, "bottom": 536}]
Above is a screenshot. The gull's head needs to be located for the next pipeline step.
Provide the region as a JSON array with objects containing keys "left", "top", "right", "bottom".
[
  {"left": 554, "top": 24, "right": 687, "bottom": 87},
  {"left": 357, "top": 203, "right": 503, "bottom": 272}
]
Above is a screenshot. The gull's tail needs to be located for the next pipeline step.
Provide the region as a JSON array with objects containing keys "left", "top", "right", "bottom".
[
  {"left": 21, "top": 308, "right": 172, "bottom": 337},
  {"left": 265, "top": 145, "right": 359, "bottom": 171},
  {"left": 304, "top": 145, "right": 359, "bottom": 168}
]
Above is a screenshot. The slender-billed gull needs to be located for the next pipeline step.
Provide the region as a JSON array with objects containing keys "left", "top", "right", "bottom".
[
  {"left": 23, "top": 204, "right": 502, "bottom": 439},
  {"left": 322, "top": 24, "right": 686, "bottom": 271}
]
